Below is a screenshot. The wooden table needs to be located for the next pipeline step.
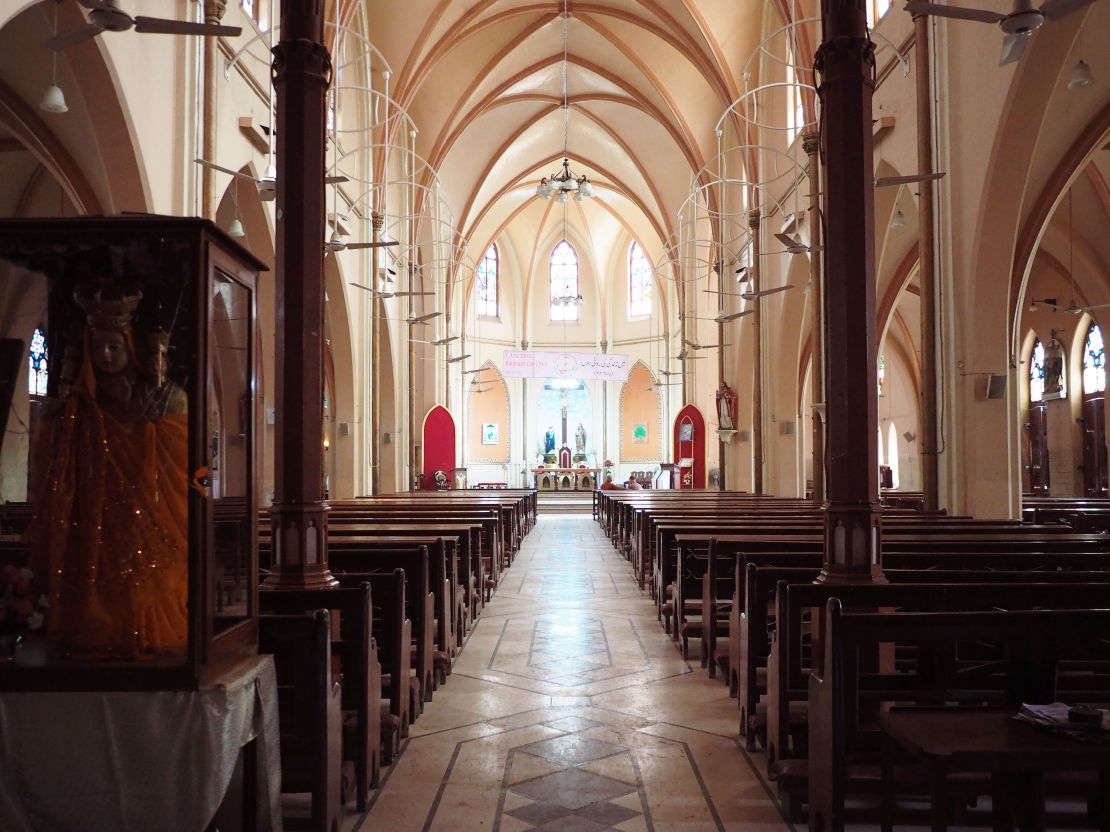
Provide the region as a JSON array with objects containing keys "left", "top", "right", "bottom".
[{"left": 879, "top": 708, "right": 1110, "bottom": 832}]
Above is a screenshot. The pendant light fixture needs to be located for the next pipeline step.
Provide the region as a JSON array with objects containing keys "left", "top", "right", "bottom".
[
  {"left": 40, "top": 1, "right": 68, "bottom": 114},
  {"left": 228, "top": 180, "right": 245, "bottom": 238},
  {"left": 536, "top": 0, "right": 593, "bottom": 202}
]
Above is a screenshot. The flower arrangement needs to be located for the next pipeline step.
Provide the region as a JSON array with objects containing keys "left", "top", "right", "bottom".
[{"left": 1, "top": 564, "right": 49, "bottom": 636}]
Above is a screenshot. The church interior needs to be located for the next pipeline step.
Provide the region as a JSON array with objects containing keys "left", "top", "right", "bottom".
[{"left": 2, "top": 0, "right": 1110, "bottom": 829}]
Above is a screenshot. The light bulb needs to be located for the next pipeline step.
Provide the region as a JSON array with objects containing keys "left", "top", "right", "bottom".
[
  {"left": 891, "top": 209, "right": 906, "bottom": 229},
  {"left": 1068, "top": 60, "right": 1094, "bottom": 90},
  {"left": 555, "top": 191, "right": 568, "bottom": 204},
  {"left": 39, "top": 84, "right": 67, "bottom": 114},
  {"left": 577, "top": 180, "right": 593, "bottom": 199},
  {"left": 228, "top": 217, "right": 246, "bottom": 238}
]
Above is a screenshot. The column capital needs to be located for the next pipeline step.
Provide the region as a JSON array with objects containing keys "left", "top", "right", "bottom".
[
  {"left": 371, "top": 211, "right": 384, "bottom": 233},
  {"left": 203, "top": 0, "right": 226, "bottom": 24},
  {"left": 802, "top": 130, "right": 820, "bottom": 157},
  {"left": 747, "top": 209, "right": 761, "bottom": 230}
]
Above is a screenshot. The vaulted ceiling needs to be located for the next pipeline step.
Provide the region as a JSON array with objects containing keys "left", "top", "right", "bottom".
[{"left": 363, "top": 0, "right": 780, "bottom": 295}]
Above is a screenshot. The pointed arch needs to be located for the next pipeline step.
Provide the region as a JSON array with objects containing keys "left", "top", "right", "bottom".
[
  {"left": 620, "top": 361, "right": 661, "bottom": 462},
  {"left": 468, "top": 361, "right": 510, "bottom": 463}
]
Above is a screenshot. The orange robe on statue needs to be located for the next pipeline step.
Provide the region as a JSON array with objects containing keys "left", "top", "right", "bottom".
[{"left": 29, "top": 343, "right": 189, "bottom": 660}]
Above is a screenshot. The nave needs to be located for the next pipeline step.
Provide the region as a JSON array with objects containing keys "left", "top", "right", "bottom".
[{"left": 357, "top": 516, "right": 786, "bottom": 832}]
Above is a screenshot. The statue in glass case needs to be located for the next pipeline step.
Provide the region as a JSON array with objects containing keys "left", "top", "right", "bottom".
[{"left": 28, "top": 281, "right": 189, "bottom": 660}]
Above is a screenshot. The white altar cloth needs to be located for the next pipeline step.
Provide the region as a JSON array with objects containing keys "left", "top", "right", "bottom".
[{"left": 0, "top": 655, "right": 282, "bottom": 832}]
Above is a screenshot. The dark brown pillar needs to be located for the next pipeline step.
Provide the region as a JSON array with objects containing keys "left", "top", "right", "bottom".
[
  {"left": 749, "top": 210, "right": 764, "bottom": 495},
  {"left": 816, "top": 0, "right": 883, "bottom": 583},
  {"left": 264, "top": 0, "right": 336, "bottom": 589},
  {"left": 804, "top": 131, "right": 826, "bottom": 502},
  {"left": 914, "top": 13, "right": 940, "bottom": 512}
]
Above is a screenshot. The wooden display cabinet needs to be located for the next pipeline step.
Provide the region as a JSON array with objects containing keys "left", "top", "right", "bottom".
[{"left": 0, "top": 216, "right": 265, "bottom": 690}]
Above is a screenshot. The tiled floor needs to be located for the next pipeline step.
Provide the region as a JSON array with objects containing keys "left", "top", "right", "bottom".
[{"left": 347, "top": 516, "right": 791, "bottom": 831}]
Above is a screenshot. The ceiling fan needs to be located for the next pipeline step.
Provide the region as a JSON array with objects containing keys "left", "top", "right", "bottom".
[
  {"left": 1036, "top": 297, "right": 1110, "bottom": 315},
  {"left": 407, "top": 312, "right": 441, "bottom": 325},
  {"left": 461, "top": 367, "right": 491, "bottom": 375},
  {"left": 741, "top": 285, "right": 793, "bottom": 300},
  {"left": 683, "top": 338, "right": 726, "bottom": 350},
  {"left": 774, "top": 233, "right": 822, "bottom": 255},
  {"left": 42, "top": 0, "right": 241, "bottom": 49},
  {"left": 676, "top": 350, "right": 706, "bottom": 361},
  {"left": 904, "top": 0, "right": 1096, "bottom": 65},
  {"left": 875, "top": 172, "right": 947, "bottom": 188},
  {"left": 447, "top": 354, "right": 472, "bottom": 364},
  {"left": 195, "top": 159, "right": 347, "bottom": 203},
  {"left": 716, "top": 310, "right": 754, "bottom": 323},
  {"left": 348, "top": 283, "right": 428, "bottom": 298}
]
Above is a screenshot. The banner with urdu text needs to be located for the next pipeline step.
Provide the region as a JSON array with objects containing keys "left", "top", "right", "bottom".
[{"left": 502, "top": 350, "right": 630, "bottom": 382}]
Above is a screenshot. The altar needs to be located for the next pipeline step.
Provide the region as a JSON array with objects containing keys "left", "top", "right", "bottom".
[{"left": 531, "top": 467, "right": 601, "bottom": 491}]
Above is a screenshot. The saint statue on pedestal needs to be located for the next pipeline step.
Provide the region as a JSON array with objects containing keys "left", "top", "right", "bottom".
[
  {"left": 544, "top": 427, "right": 556, "bottom": 453},
  {"left": 716, "top": 383, "right": 738, "bottom": 431},
  {"left": 575, "top": 422, "right": 587, "bottom": 455}
]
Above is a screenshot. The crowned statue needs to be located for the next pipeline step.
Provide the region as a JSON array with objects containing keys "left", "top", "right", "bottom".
[
  {"left": 28, "top": 280, "right": 189, "bottom": 660},
  {"left": 544, "top": 427, "right": 556, "bottom": 454}
]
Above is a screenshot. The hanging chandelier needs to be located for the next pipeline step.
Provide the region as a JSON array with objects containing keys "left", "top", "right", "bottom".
[{"left": 536, "top": 0, "right": 593, "bottom": 203}]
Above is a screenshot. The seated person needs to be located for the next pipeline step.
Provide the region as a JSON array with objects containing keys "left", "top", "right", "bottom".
[
  {"left": 626, "top": 478, "right": 643, "bottom": 490},
  {"left": 600, "top": 474, "right": 621, "bottom": 490}
]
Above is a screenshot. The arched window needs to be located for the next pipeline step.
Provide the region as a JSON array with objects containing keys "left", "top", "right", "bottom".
[
  {"left": 866, "top": 0, "right": 891, "bottom": 25},
  {"left": 1083, "top": 323, "right": 1106, "bottom": 395},
  {"left": 1030, "top": 338, "right": 1046, "bottom": 402},
  {"left": 476, "top": 243, "right": 499, "bottom": 318},
  {"left": 550, "top": 240, "right": 579, "bottom": 322},
  {"left": 628, "top": 242, "right": 652, "bottom": 317},
  {"left": 877, "top": 353, "right": 886, "bottom": 397},
  {"left": 887, "top": 422, "right": 900, "bottom": 489},
  {"left": 785, "top": 54, "right": 805, "bottom": 140},
  {"left": 27, "top": 326, "right": 48, "bottom": 397}
]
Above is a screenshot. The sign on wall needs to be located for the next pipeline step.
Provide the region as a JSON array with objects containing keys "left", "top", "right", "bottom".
[{"left": 503, "top": 350, "right": 630, "bottom": 382}]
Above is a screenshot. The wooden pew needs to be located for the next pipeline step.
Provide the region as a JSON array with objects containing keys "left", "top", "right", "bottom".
[
  {"left": 259, "top": 583, "right": 381, "bottom": 810},
  {"left": 808, "top": 604, "right": 1110, "bottom": 832},
  {"left": 259, "top": 610, "right": 342, "bottom": 832},
  {"left": 327, "top": 546, "right": 435, "bottom": 711},
  {"left": 335, "top": 570, "right": 410, "bottom": 750}
]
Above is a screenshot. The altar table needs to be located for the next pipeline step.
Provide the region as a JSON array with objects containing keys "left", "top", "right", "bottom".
[{"left": 531, "top": 467, "right": 601, "bottom": 491}]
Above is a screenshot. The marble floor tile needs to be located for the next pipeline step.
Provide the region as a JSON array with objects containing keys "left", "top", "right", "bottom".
[{"left": 335, "top": 516, "right": 791, "bottom": 832}]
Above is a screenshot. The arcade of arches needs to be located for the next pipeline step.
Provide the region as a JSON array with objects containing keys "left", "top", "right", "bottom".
[
  {"left": 3, "top": 0, "right": 1110, "bottom": 828},
  {"left": 3, "top": 0, "right": 1110, "bottom": 508}
]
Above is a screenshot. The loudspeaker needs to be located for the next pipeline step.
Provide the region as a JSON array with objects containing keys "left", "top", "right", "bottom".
[
  {"left": 738, "top": 430, "right": 751, "bottom": 442},
  {"left": 986, "top": 374, "right": 1007, "bottom": 399},
  {"left": 779, "top": 421, "right": 795, "bottom": 436},
  {"left": 338, "top": 422, "right": 351, "bottom": 437}
]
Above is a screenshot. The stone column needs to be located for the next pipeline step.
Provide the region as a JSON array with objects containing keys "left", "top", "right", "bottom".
[
  {"left": 264, "top": 0, "right": 336, "bottom": 589},
  {"left": 804, "top": 131, "right": 826, "bottom": 502},
  {"left": 715, "top": 261, "right": 727, "bottom": 490},
  {"left": 370, "top": 211, "right": 383, "bottom": 495},
  {"left": 914, "top": 12, "right": 940, "bottom": 511},
  {"left": 749, "top": 210, "right": 764, "bottom": 495},
  {"left": 815, "top": 0, "right": 883, "bottom": 583},
  {"left": 201, "top": 0, "right": 226, "bottom": 220}
]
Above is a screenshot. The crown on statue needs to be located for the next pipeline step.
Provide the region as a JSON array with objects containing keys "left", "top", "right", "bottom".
[{"left": 74, "top": 281, "right": 143, "bottom": 330}]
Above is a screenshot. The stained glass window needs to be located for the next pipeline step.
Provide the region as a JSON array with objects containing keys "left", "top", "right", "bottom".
[
  {"left": 1083, "top": 323, "right": 1106, "bottom": 395},
  {"left": 476, "top": 244, "right": 498, "bottom": 317},
  {"left": 629, "top": 242, "right": 652, "bottom": 317},
  {"left": 1030, "top": 338, "right": 1046, "bottom": 403},
  {"left": 877, "top": 354, "right": 886, "bottom": 396},
  {"left": 27, "top": 327, "right": 48, "bottom": 397},
  {"left": 550, "top": 240, "right": 579, "bottom": 322}
]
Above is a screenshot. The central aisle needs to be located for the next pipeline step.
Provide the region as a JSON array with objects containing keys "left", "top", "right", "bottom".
[{"left": 358, "top": 516, "right": 790, "bottom": 831}]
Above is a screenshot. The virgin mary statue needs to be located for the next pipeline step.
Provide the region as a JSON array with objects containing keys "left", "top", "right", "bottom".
[{"left": 28, "top": 282, "right": 189, "bottom": 660}]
